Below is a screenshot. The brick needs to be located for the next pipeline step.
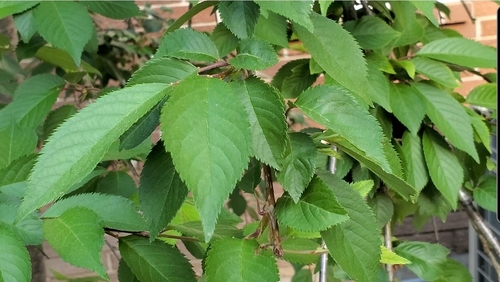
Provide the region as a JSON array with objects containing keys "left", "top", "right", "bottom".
[
  {"left": 456, "top": 78, "right": 486, "bottom": 96},
  {"left": 480, "top": 19, "right": 497, "bottom": 37},
  {"left": 473, "top": 1, "right": 499, "bottom": 17},
  {"left": 190, "top": 23, "right": 216, "bottom": 33},
  {"left": 478, "top": 38, "right": 497, "bottom": 47},
  {"left": 191, "top": 6, "right": 218, "bottom": 24}
]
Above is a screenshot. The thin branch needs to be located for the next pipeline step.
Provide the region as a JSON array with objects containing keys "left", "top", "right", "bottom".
[
  {"left": 198, "top": 61, "right": 229, "bottom": 74},
  {"left": 361, "top": 0, "right": 373, "bottom": 15},
  {"left": 125, "top": 160, "right": 141, "bottom": 187},
  {"left": 432, "top": 217, "right": 440, "bottom": 243},
  {"left": 478, "top": 232, "right": 500, "bottom": 280},
  {"left": 385, "top": 221, "right": 394, "bottom": 282},
  {"left": 263, "top": 164, "right": 284, "bottom": 257},
  {"left": 104, "top": 228, "right": 200, "bottom": 242}
]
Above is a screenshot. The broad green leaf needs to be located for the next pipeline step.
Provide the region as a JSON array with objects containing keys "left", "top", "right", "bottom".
[
  {"left": 388, "top": 83, "right": 425, "bottom": 135},
  {"left": 391, "top": 2, "right": 424, "bottom": 47},
  {"left": 368, "top": 193, "right": 393, "bottom": 229},
  {"left": 0, "top": 125, "right": 37, "bottom": 169},
  {"left": 254, "top": 12, "right": 288, "bottom": 47},
  {"left": 140, "top": 142, "right": 188, "bottom": 239},
  {"left": 0, "top": 182, "right": 26, "bottom": 200},
  {"left": 276, "top": 175, "right": 348, "bottom": 232},
  {"left": 44, "top": 207, "right": 107, "bottom": 279},
  {"left": 271, "top": 59, "right": 318, "bottom": 99},
  {"left": 276, "top": 132, "right": 317, "bottom": 202},
  {"left": 18, "top": 83, "right": 169, "bottom": 221},
  {"left": 413, "top": 82, "right": 478, "bottom": 162},
  {"left": 255, "top": 0, "right": 313, "bottom": 32},
  {"left": 206, "top": 238, "right": 279, "bottom": 282},
  {"left": 366, "top": 62, "right": 392, "bottom": 112},
  {"left": 170, "top": 221, "right": 243, "bottom": 242},
  {"left": 318, "top": 171, "right": 381, "bottom": 282},
  {"left": 319, "top": 0, "right": 333, "bottom": 16},
  {"left": 229, "top": 38, "right": 278, "bottom": 70},
  {"left": 296, "top": 85, "right": 388, "bottom": 172},
  {"left": 410, "top": 1, "right": 439, "bottom": 27},
  {"left": 466, "top": 83, "right": 496, "bottom": 110},
  {"left": 473, "top": 175, "right": 496, "bottom": 212},
  {"left": 0, "top": 203, "right": 43, "bottom": 245},
  {"left": 0, "top": 154, "right": 36, "bottom": 186},
  {"left": 281, "top": 237, "right": 320, "bottom": 265},
  {"left": 394, "top": 241, "right": 449, "bottom": 281},
  {"left": 410, "top": 57, "right": 459, "bottom": 88},
  {"left": 160, "top": 75, "right": 251, "bottom": 241},
  {"left": 366, "top": 51, "right": 396, "bottom": 74},
  {"left": 0, "top": 225, "right": 31, "bottom": 282},
  {"left": 13, "top": 10, "right": 37, "bottom": 43},
  {"left": 219, "top": 1, "right": 260, "bottom": 39},
  {"left": 435, "top": 258, "right": 473, "bottom": 282},
  {"left": 350, "top": 180, "right": 374, "bottom": 198},
  {"left": 82, "top": 1, "right": 140, "bottom": 19},
  {"left": 343, "top": 16, "right": 400, "bottom": 50},
  {"left": 467, "top": 108, "right": 491, "bottom": 153},
  {"left": 127, "top": 56, "right": 197, "bottom": 87},
  {"left": 422, "top": 130, "right": 464, "bottom": 209},
  {"left": 380, "top": 246, "right": 411, "bottom": 265},
  {"left": 230, "top": 77, "right": 287, "bottom": 169},
  {"left": 118, "top": 259, "right": 140, "bottom": 282},
  {"left": 399, "top": 131, "right": 428, "bottom": 192},
  {"left": 0, "top": 1, "right": 39, "bottom": 19},
  {"left": 120, "top": 236, "right": 196, "bottom": 282},
  {"left": 236, "top": 157, "right": 262, "bottom": 193},
  {"left": 95, "top": 171, "right": 137, "bottom": 198},
  {"left": 33, "top": 1, "right": 92, "bottom": 65},
  {"left": 43, "top": 193, "right": 147, "bottom": 231},
  {"left": 417, "top": 38, "right": 497, "bottom": 69},
  {"left": 211, "top": 23, "right": 239, "bottom": 57},
  {"left": 42, "top": 105, "right": 77, "bottom": 141},
  {"left": 156, "top": 28, "right": 219, "bottom": 62},
  {"left": 295, "top": 13, "right": 370, "bottom": 104},
  {"left": 35, "top": 46, "right": 101, "bottom": 75}
]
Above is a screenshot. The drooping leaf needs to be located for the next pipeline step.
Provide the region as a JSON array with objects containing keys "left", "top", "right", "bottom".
[
  {"left": 399, "top": 131, "right": 428, "bottom": 192},
  {"left": 229, "top": 38, "right": 278, "bottom": 70},
  {"left": 343, "top": 16, "right": 400, "bottom": 50},
  {"left": 365, "top": 51, "right": 396, "bottom": 74},
  {"left": 417, "top": 37, "right": 497, "bottom": 69},
  {"left": 380, "top": 246, "right": 411, "bottom": 265},
  {"left": 391, "top": 1, "right": 424, "bottom": 47},
  {"left": 43, "top": 193, "right": 147, "bottom": 231},
  {"left": 0, "top": 153, "right": 36, "bottom": 186},
  {"left": 413, "top": 82, "right": 478, "bottom": 162},
  {"left": 254, "top": 0, "right": 313, "bottom": 32},
  {"left": 0, "top": 225, "right": 31, "bottom": 282},
  {"left": 276, "top": 175, "right": 348, "bottom": 232},
  {"left": 0, "top": 124, "right": 37, "bottom": 169},
  {"left": 394, "top": 241, "right": 449, "bottom": 281},
  {"left": 388, "top": 83, "right": 425, "bottom": 135},
  {"left": 391, "top": 59, "right": 415, "bottom": 79},
  {"left": 271, "top": 59, "right": 318, "bottom": 99},
  {"left": 422, "top": 130, "right": 464, "bottom": 209},
  {"left": 435, "top": 258, "right": 473, "bottom": 282},
  {"left": 43, "top": 207, "right": 107, "bottom": 279},
  {"left": 119, "top": 235, "right": 196, "bottom": 282},
  {"left": 254, "top": 12, "right": 288, "bottom": 47},
  {"left": 466, "top": 83, "right": 496, "bottom": 110},
  {"left": 156, "top": 28, "right": 219, "bottom": 62},
  {"left": 473, "top": 175, "right": 497, "bottom": 212},
  {"left": 0, "top": 1, "right": 39, "bottom": 20},
  {"left": 410, "top": 57, "right": 458, "bottom": 89},
  {"left": 13, "top": 10, "right": 37, "bottom": 43},
  {"left": 82, "top": 1, "right": 140, "bottom": 19},
  {"left": 18, "top": 83, "right": 169, "bottom": 221},
  {"left": 366, "top": 61, "right": 392, "bottom": 112},
  {"left": 160, "top": 75, "right": 251, "bottom": 242},
  {"left": 127, "top": 56, "right": 197, "bottom": 87},
  {"left": 318, "top": 171, "right": 381, "bottom": 282},
  {"left": 205, "top": 238, "right": 279, "bottom": 282},
  {"left": 410, "top": 1, "right": 439, "bottom": 27},
  {"left": 230, "top": 77, "right": 287, "bottom": 169},
  {"left": 119, "top": 99, "right": 163, "bottom": 150},
  {"left": 219, "top": 1, "right": 260, "bottom": 39},
  {"left": 211, "top": 23, "right": 239, "bottom": 57},
  {"left": 95, "top": 171, "right": 137, "bottom": 198},
  {"left": 467, "top": 108, "right": 491, "bottom": 153},
  {"left": 42, "top": 105, "right": 77, "bottom": 141},
  {"left": 35, "top": 46, "right": 101, "bottom": 75}
]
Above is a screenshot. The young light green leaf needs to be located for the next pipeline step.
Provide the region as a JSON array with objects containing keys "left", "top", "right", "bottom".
[
  {"left": 33, "top": 1, "right": 93, "bottom": 66},
  {"left": 42, "top": 105, "right": 77, "bottom": 141},
  {"left": 435, "top": 258, "right": 473, "bottom": 282},
  {"left": 350, "top": 180, "right": 374, "bottom": 198},
  {"left": 211, "top": 23, "right": 238, "bottom": 57},
  {"left": 276, "top": 175, "right": 348, "bottom": 232},
  {"left": 95, "top": 171, "right": 137, "bottom": 198},
  {"left": 160, "top": 75, "right": 251, "bottom": 242},
  {"left": 399, "top": 131, "right": 428, "bottom": 192},
  {"left": 366, "top": 62, "right": 392, "bottom": 112},
  {"left": 410, "top": 57, "right": 459, "bottom": 88},
  {"left": 82, "top": 1, "right": 140, "bottom": 19},
  {"left": 140, "top": 142, "right": 188, "bottom": 239},
  {"left": 417, "top": 38, "right": 497, "bottom": 69},
  {"left": 254, "top": 0, "right": 313, "bottom": 32},
  {"left": 389, "top": 83, "right": 425, "bottom": 135},
  {"left": 473, "top": 175, "right": 496, "bottom": 212},
  {"left": 410, "top": 1, "right": 439, "bottom": 27},
  {"left": 219, "top": 1, "right": 260, "bottom": 39},
  {"left": 206, "top": 238, "right": 279, "bottom": 282},
  {"left": 13, "top": 10, "right": 37, "bottom": 43},
  {"left": 0, "top": 225, "right": 31, "bottom": 282},
  {"left": 271, "top": 59, "right": 318, "bottom": 99},
  {"left": 43, "top": 193, "right": 147, "bottom": 231},
  {"left": 394, "top": 241, "right": 449, "bottom": 281},
  {"left": 229, "top": 38, "right": 278, "bottom": 70},
  {"left": 391, "top": 2, "right": 424, "bottom": 47},
  {"left": 120, "top": 235, "right": 196, "bottom": 282},
  {"left": 380, "top": 246, "right": 411, "bottom": 265},
  {"left": 127, "top": 56, "right": 197, "bottom": 87},
  {"left": 343, "top": 16, "right": 400, "bottom": 50},
  {"left": 0, "top": 1, "right": 39, "bottom": 20},
  {"left": 0, "top": 124, "right": 37, "bottom": 169},
  {"left": 319, "top": 0, "right": 333, "bottom": 16},
  {"left": 295, "top": 13, "right": 370, "bottom": 104},
  {"left": 254, "top": 12, "right": 288, "bottom": 47},
  {"left": 318, "top": 171, "right": 381, "bottom": 282},
  {"left": 413, "top": 82, "right": 478, "bottom": 162},
  {"left": 391, "top": 60, "right": 415, "bottom": 79},
  {"left": 43, "top": 207, "right": 107, "bottom": 279},
  {"left": 18, "top": 83, "right": 169, "bottom": 221},
  {"left": 276, "top": 132, "right": 316, "bottom": 202},
  {"left": 230, "top": 77, "right": 287, "bottom": 169},
  {"left": 0, "top": 154, "right": 36, "bottom": 186},
  {"left": 466, "top": 83, "right": 496, "bottom": 110},
  {"left": 422, "top": 130, "right": 464, "bottom": 209},
  {"left": 156, "top": 28, "right": 219, "bottom": 62}
]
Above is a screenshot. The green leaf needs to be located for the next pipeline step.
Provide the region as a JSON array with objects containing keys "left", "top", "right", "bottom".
[
  {"left": 170, "top": 221, "right": 243, "bottom": 242},
  {"left": 435, "top": 258, "right": 473, "bottom": 282},
  {"left": 276, "top": 175, "right": 348, "bottom": 232},
  {"left": 211, "top": 23, "right": 239, "bottom": 57},
  {"left": 319, "top": 0, "right": 333, "bottom": 16},
  {"left": 410, "top": 1, "right": 439, "bottom": 27},
  {"left": 255, "top": 0, "right": 313, "bottom": 32},
  {"left": 276, "top": 132, "right": 316, "bottom": 202},
  {"left": 413, "top": 82, "right": 478, "bottom": 162},
  {"left": 119, "top": 101, "right": 162, "bottom": 151},
  {"left": 127, "top": 56, "right": 197, "bottom": 87},
  {"left": 82, "top": 1, "right": 140, "bottom": 19},
  {"left": 389, "top": 83, "right": 425, "bottom": 135},
  {"left": 236, "top": 157, "right": 262, "bottom": 193},
  {"left": 160, "top": 75, "right": 251, "bottom": 242},
  {"left": 271, "top": 59, "right": 318, "bottom": 99},
  {"left": 366, "top": 62, "right": 392, "bottom": 112},
  {"left": 410, "top": 57, "right": 459, "bottom": 88},
  {"left": 281, "top": 237, "right": 320, "bottom": 265},
  {"left": 467, "top": 108, "right": 491, "bottom": 153},
  {"left": 254, "top": 12, "right": 288, "bottom": 47},
  {"left": 101, "top": 138, "right": 152, "bottom": 162},
  {"left": 64, "top": 168, "right": 107, "bottom": 196},
  {"left": 35, "top": 46, "right": 101, "bottom": 76},
  {"left": 466, "top": 83, "right": 496, "bottom": 110},
  {"left": 0, "top": 225, "right": 31, "bottom": 282},
  {"left": 380, "top": 246, "right": 411, "bottom": 265},
  {"left": 350, "top": 180, "right": 374, "bottom": 198},
  {"left": 0, "top": 154, "right": 37, "bottom": 186},
  {"left": 43, "top": 193, "right": 147, "bottom": 231},
  {"left": 0, "top": 1, "right": 39, "bottom": 19},
  {"left": 473, "top": 175, "right": 497, "bottom": 212},
  {"left": 42, "top": 105, "right": 77, "bottom": 141},
  {"left": 391, "top": 2, "right": 424, "bottom": 47},
  {"left": 417, "top": 38, "right": 497, "bottom": 69},
  {"left": 399, "top": 131, "right": 428, "bottom": 192},
  {"left": 0, "top": 203, "right": 43, "bottom": 245},
  {"left": 229, "top": 38, "right": 278, "bottom": 70},
  {"left": 368, "top": 193, "right": 394, "bottom": 229},
  {"left": 230, "top": 77, "right": 287, "bottom": 169},
  {"left": 422, "top": 130, "right": 464, "bottom": 209},
  {"left": 13, "top": 10, "right": 37, "bottom": 43},
  {"left": 43, "top": 207, "right": 107, "bottom": 279},
  {"left": 119, "top": 236, "right": 196, "bottom": 282},
  {"left": 366, "top": 51, "right": 396, "bottom": 74},
  {"left": 156, "top": 28, "right": 219, "bottom": 62},
  {"left": 140, "top": 142, "right": 188, "bottom": 239},
  {"left": 219, "top": 1, "right": 260, "bottom": 39},
  {"left": 33, "top": 1, "right": 93, "bottom": 66},
  {"left": 118, "top": 259, "right": 140, "bottom": 282},
  {"left": 0, "top": 124, "right": 37, "bottom": 169},
  {"left": 206, "top": 238, "right": 279, "bottom": 282},
  {"left": 18, "top": 83, "right": 169, "bottom": 221},
  {"left": 343, "top": 16, "right": 400, "bottom": 50},
  {"left": 394, "top": 241, "right": 449, "bottom": 281},
  {"left": 318, "top": 171, "right": 381, "bottom": 282},
  {"left": 95, "top": 171, "right": 137, "bottom": 198}
]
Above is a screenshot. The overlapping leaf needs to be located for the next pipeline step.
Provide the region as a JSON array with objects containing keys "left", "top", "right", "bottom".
[
  {"left": 13, "top": 10, "right": 37, "bottom": 43},
  {"left": 0, "top": 124, "right": 37, "bottom": 169},
  {"left": 394, "top": 241, "right": 449, "bottom": 281},
  {"left": 388, "top": 83, "right": 425, "bottom": 135},
  {"left": 410, "top": 1, "right": 439, "bottom": 27},
  {"left": 466, "top": 83, "right": 496, "bottom": 110},
  {"left": 411, "top": 57, "right": 458, "bottom": 88},
  {"left": 473, "top": 175, "right": 496, "bottom": 212},
  {"left": 254, "top": 0, "right": 313, "bottom": 32},
  {"left": 254, "top": 12, "right": 288, "bottom": 47},
  {"left": 0, "top": 1, "right": 39, "bottom": 21},
  {"left": 271, "top": 59, "right": 318, "bottom": 99},
  {"left": 366, "top": 62, "right": 392, "bottom": 112},
  {"left": 211, "top": 23, "right": 239, "bottom": 57},
  {"left": 127, "top": 56, "right": 197, "bottom": 87},
  {"left": 343, "top": 16, "right": 400, "bottom": 50},
  {"left": 391, "top": 1, "right": 424, "bottom": 47},
  {"left": 219, "top": 1, "right": 260, "bottom": 39},
  {"left": 0, "top": 225, "right": 31, "bottom": 282},
  {"left": 95, "top": 171, "right": 137, "bottom": 198},
  {"left": 156, "top": 28, "right": 219, "bottom": 62},
  {"left": 399, "top": 131, "right": 428, "bottom": 192},
  {"left": 229, "top": 38, "right": 278, "bottom": 70},
  {"left": 82, "top": 1, "right": 140, "bottom": 19},
  {"left": 0, "top": 154, "right": 36, "bottom": 186},
  {"left": 0, "top": 203, "right": 43, "bottom": 245},
  {"left": 42, "top": 105, "right": 77, "bottom": 141}
]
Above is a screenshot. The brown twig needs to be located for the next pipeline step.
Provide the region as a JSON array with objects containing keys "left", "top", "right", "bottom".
[
  {"left": 263, "top": 164, "right": 284, "bottom": 257},
  {"left": 478, "top": 232, "right": 500, "bottom": 280},
  {"left": 385, "top": 221, "right": 394, "bottom": 282},
  {"left": 198, "top": 61, "right": 229, "bottom": 73}
]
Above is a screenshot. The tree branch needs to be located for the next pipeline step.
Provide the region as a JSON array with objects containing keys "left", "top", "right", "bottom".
[
  {"left": 263, "top": 164, "right": 284, "bottom": 257},
  {"left": 198, "top": 61, "right": 229, "bottom": 74},
  {"left": 385, "top": 221, "right": 394, "bottom": 282}
]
